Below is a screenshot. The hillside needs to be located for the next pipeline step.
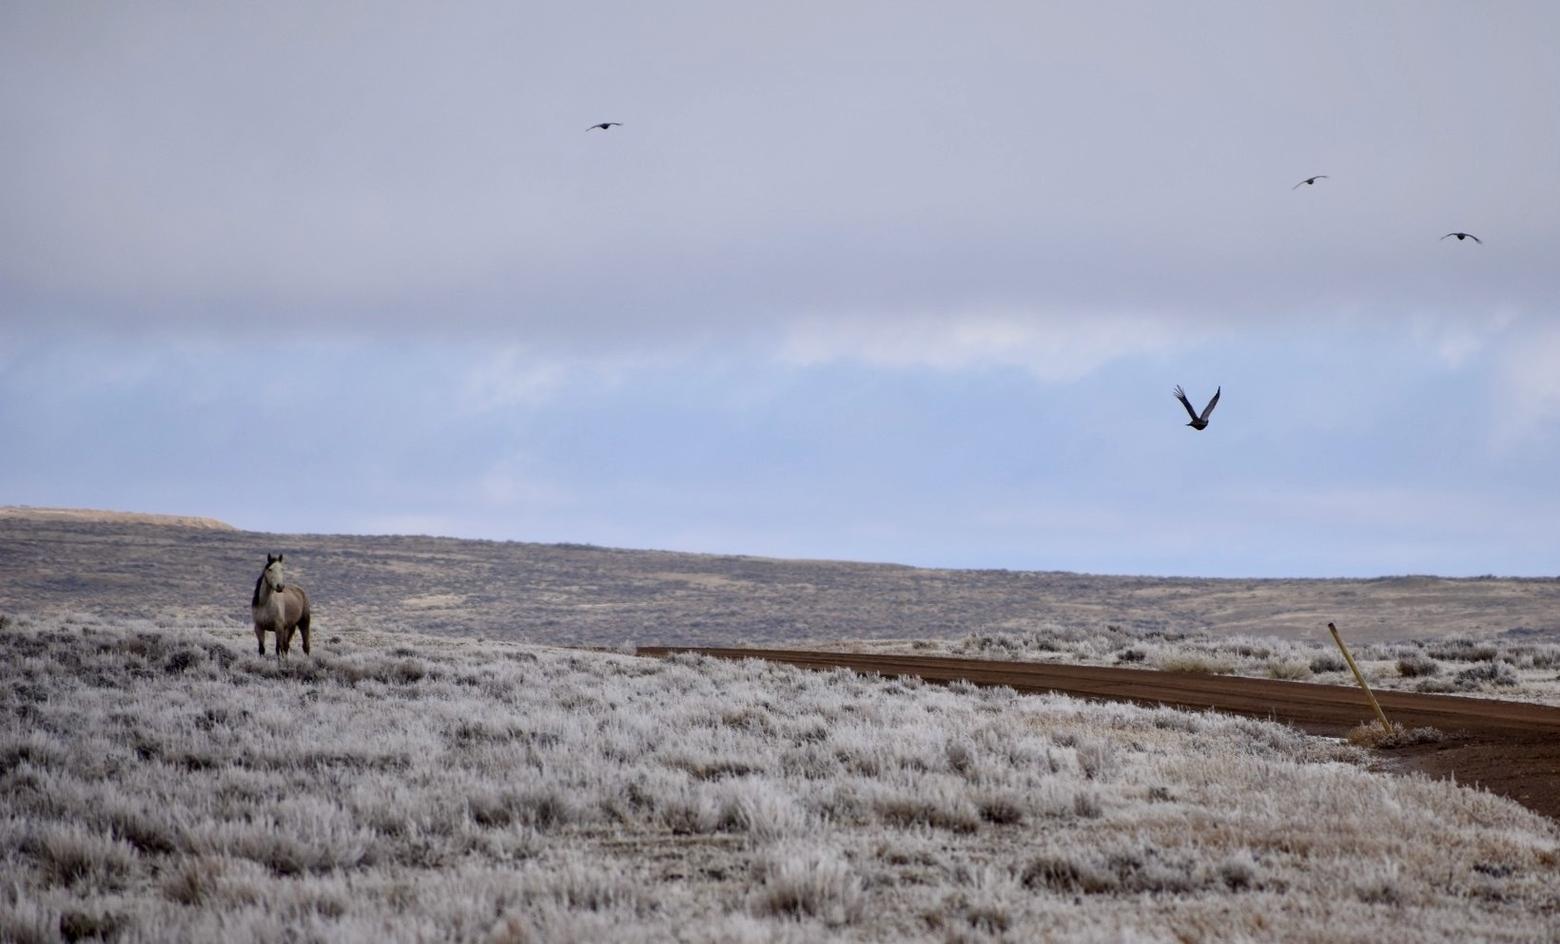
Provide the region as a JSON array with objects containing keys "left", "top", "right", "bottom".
[
  {"left": 1, "top": 514, "right": 1557, "bottom": 647},
  {"left": 0, "top": 506, "right": 236, "bottom": 531}
]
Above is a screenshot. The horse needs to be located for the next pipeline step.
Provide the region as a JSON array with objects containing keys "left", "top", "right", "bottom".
[{"left": 252, "top": 553, "right": 311, "bottom": 658}]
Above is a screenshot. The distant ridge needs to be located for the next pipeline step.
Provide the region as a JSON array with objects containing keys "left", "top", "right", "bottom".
[{"left": 0, "top": 505, "right": 236, "bottom": 531}]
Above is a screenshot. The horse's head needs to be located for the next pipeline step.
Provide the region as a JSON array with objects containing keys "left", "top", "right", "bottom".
[{"left": 263, "top": 553, "right": 286, "bottom": 592}]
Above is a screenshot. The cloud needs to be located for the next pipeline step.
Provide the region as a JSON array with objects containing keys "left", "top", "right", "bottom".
[
  {"left": 778, "top": 310, "right": 1188, "bottom": 381},
  {"left": 1495, "top": 323, "right": 1560, "bottom": 438},
  {"left": 2, "top": 3, "right": 1556, "bottom": 345},
  {"left": 455, "top": 346, "right": 681, "bottom": 413},
  {"left": 459, "top": 350, "right": 572, "bottom": 412}
]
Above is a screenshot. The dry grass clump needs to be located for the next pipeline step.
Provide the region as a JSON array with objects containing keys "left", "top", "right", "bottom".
[
  {"left": 3, "top": 615, "right": 1558, "bottom": 941},
  {"left": 1264, "top": 659, "right": 1312, "bottom": 680},
  {"left": 1154, "top": 653, "right": 1236, "bottom": 675},
  {"left": 1345, "top": 721, "right": 1446, "bottom": 749},
  {"left": 750, "top": 846, "right": 865, "bottom": 926}
]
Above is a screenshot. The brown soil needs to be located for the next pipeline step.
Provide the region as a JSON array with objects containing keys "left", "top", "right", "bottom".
[{"left": 641, "top": 647, "right": 1560, "bottom": 821}]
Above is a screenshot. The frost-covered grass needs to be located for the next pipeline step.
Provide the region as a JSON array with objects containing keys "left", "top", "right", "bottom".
[
  {"left": 848, "top": 624, "right": 1560, "bottom": 705},
  {"left": 3, "top": 613, "right": 1559, "bottom": 942}
]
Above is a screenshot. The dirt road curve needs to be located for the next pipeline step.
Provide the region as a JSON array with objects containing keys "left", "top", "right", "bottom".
[{"left": 639, "top": 647, "right": 1560, "bottom": 820}]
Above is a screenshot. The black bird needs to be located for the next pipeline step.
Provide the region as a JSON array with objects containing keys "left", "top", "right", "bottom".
[
  {"left": 1441, "top": 232, "right": 1482, "bottom": 244},
  {"left": 587, "top": 122, "right": 623, "bottom": 132},
  {"left": 1292, "top": 175, "right": 1328, "bottom": 189},
  {"left": 1173, "top": 385, "right": 1220, "bottom": 431}
]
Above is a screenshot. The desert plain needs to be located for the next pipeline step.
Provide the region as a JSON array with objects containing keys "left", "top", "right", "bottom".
[{"left": 2, "top": 507, "right": 1559, "bottom": 942}]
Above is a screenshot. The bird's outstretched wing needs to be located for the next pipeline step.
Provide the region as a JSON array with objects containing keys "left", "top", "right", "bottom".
[
  {"left": 1467, "top": 234, "right": 1482, "bottom": 243},
  {"left": 1291, "top": 175, "right": 1327, "bottom": 189},
  {"left": 1173, "top": 385, "right": 1200, "bottom": 422},
  {"left": 1199, "top": 386, "right": 1221, "bottom": 422},
  {"left": 1440, "top": 233, "right": 1455, "bottom": 240}
]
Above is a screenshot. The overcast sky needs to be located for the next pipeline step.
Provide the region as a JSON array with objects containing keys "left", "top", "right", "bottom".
[{"left": 3, "top": 1, "right": 1558, "bottom": 576}]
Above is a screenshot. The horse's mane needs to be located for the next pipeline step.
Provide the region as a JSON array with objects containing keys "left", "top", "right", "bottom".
[{"left": 252, "top": 571, "right": 265, "bottom": 607}]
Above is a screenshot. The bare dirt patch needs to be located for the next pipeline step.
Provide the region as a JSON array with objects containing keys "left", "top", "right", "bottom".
[{"left": 1378, "top": 737, "right": 1560, "bottom": 826}]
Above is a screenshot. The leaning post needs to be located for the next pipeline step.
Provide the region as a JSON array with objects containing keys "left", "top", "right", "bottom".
[{"left": 1327, "top": 622, "right": 1391, "bottom": 731}]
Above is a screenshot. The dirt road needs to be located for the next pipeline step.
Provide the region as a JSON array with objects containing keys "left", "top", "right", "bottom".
[{"left": 639, "top": 646, "right": 1560, "bottom": 820}]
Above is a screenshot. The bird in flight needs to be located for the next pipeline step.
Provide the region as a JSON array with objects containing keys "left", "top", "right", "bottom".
[
  {"left": 1441, "top": 232, "right": 1482, "bottom": 244},
  {"left": 587, "top": 122, "right": 623, "bottom": 132},
  {"left": 1173, "top": 385, "right": 1221, "bottom": 431},
  {"left": 1292, "top": 175, "right": 1328, "bottom": 189}
]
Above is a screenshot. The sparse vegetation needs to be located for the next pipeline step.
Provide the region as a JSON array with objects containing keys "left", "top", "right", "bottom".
[
  {"left": 3, "top": 616, "right": 1558, "bottom": 941},
  {"left": 5, "top": 514, "right": 1560, "bottom": 651},
  {"left": 4, "top": 518, "right": 1560, "bottom": 938},
  {"left": 837, "top": 625, "right": 1560, "bottom": 705}
]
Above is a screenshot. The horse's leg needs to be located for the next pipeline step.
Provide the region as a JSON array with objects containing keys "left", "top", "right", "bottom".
[
  {"left": 298, "top": 612, "right": 311, "bottom": 655},
  {"left": 255, "top": 624, "right": 265, "bottom": 656},
  {"left": 278, "top": 622, "right": 291, "bottom": 659}
]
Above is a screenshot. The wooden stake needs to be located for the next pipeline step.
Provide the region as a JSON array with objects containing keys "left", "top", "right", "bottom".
[{"left": 1328, "top": 622, "right": 1391, "bottom": 731}]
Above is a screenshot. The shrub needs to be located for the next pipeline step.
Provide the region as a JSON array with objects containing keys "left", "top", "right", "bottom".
[
  {"left": 1529, "top": 647, "right": 1560, "bottom": 670},
  {"left": 1309, "top": 653, "right": 1347, "bottom": 674},
  {"left": 751, "top": 849, "right": 864, "bottom": 927},
  {"left": 1156, "top": 653, "right": 1235, "bottom": 675},
  {"left": 1396, "top": 654, "right": 1440, "bottom": 678},
  {"left": 33, "top": 825, "right": 138, "bottom": 890},
  {"left": 1218, "top": 853, "right": 1260, "bottom": 891},
  {"left": 469, "top": 788, "right": 577, "bottom": 832},
  {"left": 1454, "top": 662, "right": 1518, "bottom": 688},
  {"left": 58, "top": 909, "right": 126, "bottom": 943},
  {"left": 164, "top": 647, "right": 202, "bottom": 674},
  {"left": 1071, "top": 791, "right": 1103, "bottom": 819},
  {"left": 1020, "top": 845, "right": 1201, "bottom": 895},
  {"left": 1265, "top": 660, "right": 1311, "bottom": 680},
  {"left": 1427, "top": 640, "right": 1499, "bottom": 663},
  {"left": 874, "top": 785, "right": 981, "bottom": 833},
  {"left": 975, "top": 791, "right": 1025, "bottom": 825},
  {"left": 162, "top": 858, "right": 215, "bottom": 906}
]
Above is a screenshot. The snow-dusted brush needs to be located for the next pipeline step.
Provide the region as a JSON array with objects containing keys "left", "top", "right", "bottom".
[{"left": 1, "top": 614, "right": 1556, "bottom": 942}]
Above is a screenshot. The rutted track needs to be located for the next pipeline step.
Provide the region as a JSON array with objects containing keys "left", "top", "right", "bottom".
[{"left": 639, "top": 646, "right": 1560, "bottom": 819}]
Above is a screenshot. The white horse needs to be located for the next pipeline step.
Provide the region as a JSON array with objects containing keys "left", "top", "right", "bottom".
[{"left": 252, "top": 553, "right": 311, "bottom": 658}]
